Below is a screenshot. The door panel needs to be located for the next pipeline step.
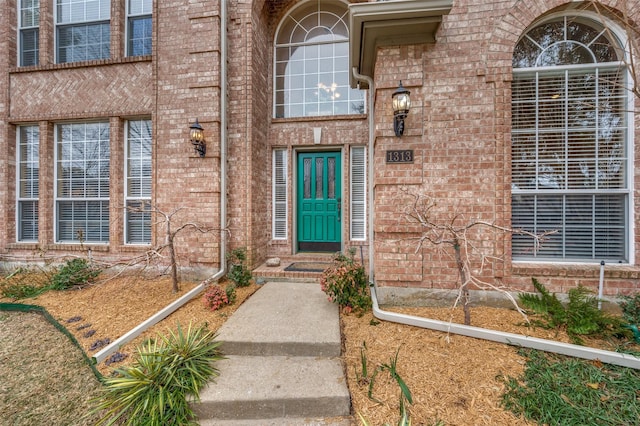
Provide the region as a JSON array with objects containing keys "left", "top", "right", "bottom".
[{"left": 297, "top": 152, "right": 341, "bottom": 252}]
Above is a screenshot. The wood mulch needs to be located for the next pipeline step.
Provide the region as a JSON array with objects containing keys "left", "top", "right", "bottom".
[{"left": 2, "top": 272, "right": 637, "bottom": 425}]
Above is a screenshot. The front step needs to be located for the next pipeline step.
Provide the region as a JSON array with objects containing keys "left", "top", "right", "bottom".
[
  {"left": 216, "top": 280, "right": 341, "bottom": 357},
  {"left": 193, "top": 281, "right": 351, "bottom": 423},
  {"left": 194, "top": 356, "right": 350, "bottom": 420}
]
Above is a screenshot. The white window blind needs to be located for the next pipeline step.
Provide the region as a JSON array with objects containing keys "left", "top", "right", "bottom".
[
  {"left": 125, "top": 119, "right": 152, "bottom": 244},
  {"left": 56, "top": 0, "right": 110, "bottom": 63},
  {"left": 17, "top": 125, "right": 40, "bottom": 242},
  {"left": 350, "top": 146, "right": 366, "bottom": 240},
  {"left": 273, "top": 149, "right": 287, "bottom": 239},
  {"left": 511, "top": 16, "right": 630, "bottom": 262},
  {"left": 19, "top": 0, "right": 39, "bottom": 66},
  {"left": 56, "top": 122, "right": 110, "bottom": 243},
  {"left": 127, "top": 0, "right": 152, "bottom": 56}
]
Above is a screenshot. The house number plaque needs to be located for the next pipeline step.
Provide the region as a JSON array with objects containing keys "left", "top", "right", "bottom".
[{"left": 385, "top": 149, "right": 414, "bottom": 163}]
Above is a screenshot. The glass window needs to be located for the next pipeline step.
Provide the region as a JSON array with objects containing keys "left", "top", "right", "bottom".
[
  {"left": 274, "top": 1, "right": 364, "bottom": 118},
  {"left": 125, "top": 119, "right": 152, "bottom": 244},
  {"left": 56, "top": 0, "right": 110, "bottom": 63},
  {"left": 127, "top": 0, "right": 152, "bottom": 56},
  {"left": 511, "top": 15, "right": 630, "bottom": 262},
  {"left": 17, "top": 125, "right": 40, "bottom": 242},
  {"left": 19, "top": 0, "right": 40, "bottom": 66},
  {"left": 56, "top": 122, "right": 110, "bottom": 243}
]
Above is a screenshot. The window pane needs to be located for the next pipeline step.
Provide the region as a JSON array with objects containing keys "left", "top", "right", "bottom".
[
  {"left": 274, "top": 1, "right": 364, "bottom": 118},
  {"left": 17, "top": 125, "right": 40, "bottom": 242},
  {"left": 57, "top": 22, "right": 110, "bottom": 63},
  {"left": 126, "top": 120, "right": 152, "bottom": 244},
  {"left": 56, "top": 122, "right": 110, "bottom": 243},
  {"left": 128, "top": 16, "right": 152, "bottom": 56},
  {"left": 511, "top": 16, "right": 629, "bottom": 262}
]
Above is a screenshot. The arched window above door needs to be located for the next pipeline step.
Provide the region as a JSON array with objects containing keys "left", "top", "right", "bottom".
[
  {"left": 511, "top": 14, "right": 632, "bottom": 262},
  {"left": 274, "top": 0, "right": 365, "bottom": 118}
]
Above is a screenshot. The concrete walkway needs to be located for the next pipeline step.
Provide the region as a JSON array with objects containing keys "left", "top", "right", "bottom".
[{"left": 193, "top": 281, "right": 352, "bottom": 425}]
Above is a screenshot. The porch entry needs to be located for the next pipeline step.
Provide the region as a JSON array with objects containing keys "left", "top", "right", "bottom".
[{"left": 297, "top": 152, "right": 342, "bottom": 252}]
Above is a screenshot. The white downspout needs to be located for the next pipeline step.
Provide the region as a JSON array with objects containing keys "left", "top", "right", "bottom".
[
  {"left": 350, "top": 68, "right": 640, "bottom": 370},
  {"left": 93, "top": 2, "right": 229, "bottom": 365}
]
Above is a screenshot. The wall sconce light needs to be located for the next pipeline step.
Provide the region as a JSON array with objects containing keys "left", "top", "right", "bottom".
[
  {"left": 392, "top": 81, "right": 411, "bottom": 137},
  {"left": 189, "top": 118, "right": 206, "bottom": 157}
]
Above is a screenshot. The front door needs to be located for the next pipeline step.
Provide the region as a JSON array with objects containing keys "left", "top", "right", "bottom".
[{"left": 297, "top": 152, "right": 341, "bottom": 252}]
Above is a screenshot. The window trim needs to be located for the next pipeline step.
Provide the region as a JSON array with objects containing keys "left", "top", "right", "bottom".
[
  {"left": 511, "top": 11, "right": 635, "bottom": 264},
  {"left": 272, "top": 0, "right": 365, "bottom": 119},
  {"left": 54, "top": 121, "right": 111, "bottom": 244},
  {"left": 126, "top": 0, "right": 152, "bottom": 57},
  {"left": 54, "top": 0, "right": 111, "bottom": 64},
  {"left": 124, "top": 119, "right": 152, "bottom": 245},
  {"left": 18, "top": 0, "right": 40, "bottom": 67},
  {"left": 272, "top": 149, "right": 288, "bottom": 240},
  {"left": 16, "top": 125, "right": 40, "bottom": 243},
  {"left": 350, "top": 146, "right": 366, "bottom": 241}
]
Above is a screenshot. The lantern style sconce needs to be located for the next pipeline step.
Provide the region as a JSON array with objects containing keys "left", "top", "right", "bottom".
[
  {"left": 189, "top": 118, "right": 206, "bottom": 157},
  {"left": 392, "top": 81, "right": 411, "bottom": 137}
]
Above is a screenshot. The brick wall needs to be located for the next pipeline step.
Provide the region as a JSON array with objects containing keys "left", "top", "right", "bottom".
[{"left": 371, "top": 0, "right": 640, "bottom": 299}]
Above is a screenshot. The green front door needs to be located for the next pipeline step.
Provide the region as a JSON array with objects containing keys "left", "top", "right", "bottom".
[{"left": 297, "top": 152, "right": 341, "bottom": 252}]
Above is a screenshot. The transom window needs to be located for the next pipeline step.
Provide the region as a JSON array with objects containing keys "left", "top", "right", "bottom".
[
  {"left": 511, "top": 15, "right": 630, "bottom": 262},
  {"left": 56, "top": 0, "right": 110, "bottom": 63},
  {"left": 274, "top": 0, "right": 364, "bottom": 118}
]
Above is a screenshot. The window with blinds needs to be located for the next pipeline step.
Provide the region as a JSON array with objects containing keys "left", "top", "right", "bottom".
[
  {"left": 55, "top": 122, "right": 110, "bottom": 243},
  {"left": 127, "top": 0, "right": 152, "bottom": 56},
  {"left": 272, "top": 149, "right": 287, "bottom": 240},
  {"left": 125, "top": 119, "right": 152, "bottom": 244},
  {"left": 350, "top": 146, "right": 366, "bottom": 241},
  {"left": 56, "top": 0, "right": 110, "bottom": 63},
  {"left": 511, "top": 16, "right": 630, "bottom": 262},
  {"left": 19, "top": 0, "right": 39, "bottom": 66},
  {"left": 17, "top": 125, "right": 40, "bottom": 242}
]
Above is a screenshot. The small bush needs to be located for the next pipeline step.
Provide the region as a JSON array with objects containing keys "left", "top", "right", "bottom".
[
  {"left": 226, "top": 247, "right": 253, "bottom": 287},
  {"left": 619, "top": 293, "right": 640, "bottom": 325},
  {"left": 50, "top": 258, "right": 101, "bottom": 290},
  {"left": 519, "top": 278, "right": 623, "bottom": 344},
  {"left": 94, "top": 323, "right": 224, "bottom": 426},
  {"left": 202, "top": 284, "right": 229, "bottom": 311},
  {"left": 320, "top": 250, "right": 371, "bottom": 313}
]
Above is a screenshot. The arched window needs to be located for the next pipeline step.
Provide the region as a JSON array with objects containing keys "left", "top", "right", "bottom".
[
  {"left": 274, "top": 1, "right": 365, "bottom": 118},
  {"left": 511, "top": 14, "right": 631, "bottom": 262}
]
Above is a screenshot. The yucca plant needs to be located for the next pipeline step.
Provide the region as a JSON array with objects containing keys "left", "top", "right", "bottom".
[{"left": 93, "top": 323, "right": 224, "bottom": 426}]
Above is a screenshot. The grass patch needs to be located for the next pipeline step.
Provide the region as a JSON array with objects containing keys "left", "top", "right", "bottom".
[
  {"left": 502, "top": 349, "right": 640, "bottom": 425},
  {"left": 0, "top": 311, "right": 102, "bottom": 425}
]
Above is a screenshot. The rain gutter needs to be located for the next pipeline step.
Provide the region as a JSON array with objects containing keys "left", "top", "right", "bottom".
[
  {"left": 93, "top": 2, "right": 229, "bottom": 365},
  {"left": 351, "top": 64, "right": 640, "bottom": 371}
]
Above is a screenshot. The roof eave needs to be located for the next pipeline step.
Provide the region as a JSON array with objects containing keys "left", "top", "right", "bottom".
[{"left": 349, "top": 0, "right": 454, "bottom": 89}]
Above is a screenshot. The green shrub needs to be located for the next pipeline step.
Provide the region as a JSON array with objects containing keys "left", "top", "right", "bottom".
[
  {"left": 94, "top": 323, "right": 223, "bottom": 426},
  {"left": 619, "top": 293, "right": 640, "bottom": 325},
  {"left": 226, "top": 248, "right": 252, "bottom": 287},
  {"left": 50, "top": 258, "right": 101, "bottom": 290},
  {"left": 519, "top": 278, "right": 623, "bottom": 344},
  {"left": 320, "top": 250, "right": 371, "bottom": 313}
]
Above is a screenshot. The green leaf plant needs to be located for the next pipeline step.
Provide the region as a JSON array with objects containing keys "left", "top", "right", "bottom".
[{"left": 93, "top": 323, "right": 224, "bottom": 426}]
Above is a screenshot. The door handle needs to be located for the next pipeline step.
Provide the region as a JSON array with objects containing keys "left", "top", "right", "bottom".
[{"left": 337, "top": 198, "right": 341, "bottom": 222}]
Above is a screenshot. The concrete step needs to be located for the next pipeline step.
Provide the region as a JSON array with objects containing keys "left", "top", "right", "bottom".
[
  {"left": 216, "top": 281, "right": 341, "bottom": 357},
  {"left": 194, "top": 355, "right": 351, "bottom": 421}
]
